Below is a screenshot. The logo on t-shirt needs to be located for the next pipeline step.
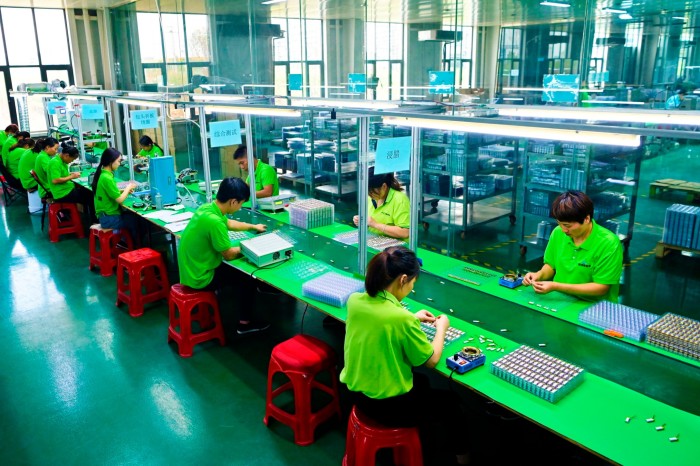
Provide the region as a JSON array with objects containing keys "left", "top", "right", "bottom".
[{"left": 578, "top": 261, "right": 591, "bottom": 268}]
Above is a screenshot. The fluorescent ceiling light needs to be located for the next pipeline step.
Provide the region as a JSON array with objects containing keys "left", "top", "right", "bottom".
[
  {"left": 261, "top": 0, "right": 286, "bottom": 4},
  {"left": 600, "top": 7, "right": 627, "bottom": 14},
  {"left": 115, "top": 99, "right": 161, "bottom": 108},
  {"left": 672, "top": 17, "right": 686, "bottom": 21},
  {"left": 382, "top": 116, "right": 641, "bottom": 147},
  {"left": 497, "top": 106, "right": 700, "bottom": 126},
  {"left": 540, "top": 1, "right": 571, "bottom": 8},
  {"left": 71, "top": 95, "right": 99, "bottom": 101},
  {"left": 204, "top": 105, "right": 301, "bottom": 117},
  {"left": 619, "top": 13, "right": 633, "bottom": 20},
  {"left": 291, "top": 98, "right": 399, "bottom": 110},
  {"left": 191, "top": 94, "right": 248, "bottom": 102}
]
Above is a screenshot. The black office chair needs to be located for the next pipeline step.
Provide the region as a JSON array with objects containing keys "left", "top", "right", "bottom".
[{"left": 30, "top": 169, "right": 53, "bottom": 231}]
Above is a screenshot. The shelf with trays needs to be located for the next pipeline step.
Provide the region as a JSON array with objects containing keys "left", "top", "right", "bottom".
[
  {"left": 272, "top": 114, "right": 359, "bottom": 198},
  {"left": 418, "top": 129, "right": 519, "bottom": 246},
  {"left": 518, "top": 140, "right": 642, "bottom": 256}
]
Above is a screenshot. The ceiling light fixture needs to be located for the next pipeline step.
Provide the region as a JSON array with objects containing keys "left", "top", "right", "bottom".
[
  {"left": 540, "top": 1, "right": 571, "bottom": 8},
  {"left": 261, "top": 0, "right": 286, "bottom": 5},
  {"left": 619, "top": 13, "right": 633, "bottom": 20},
  {"left": 600, "top": 7, "right": 628, "bottom": 14},
  {"left": 382, "top": 116, "right": 641, "bottom": 147}
]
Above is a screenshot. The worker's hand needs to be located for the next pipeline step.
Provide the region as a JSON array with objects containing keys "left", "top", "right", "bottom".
[
  {"left": 414, "top": 310, "right": 435, "bottom": 323},
  {"left": 434, "top": 314, "right": 450, "bottom": 332},
  {"left": 532, "top": 280, "right": 556, "bottom": 295},
  {"left": 70, "top": 172, "right": 81, "bottom": 179},
  {"left": 231, "top": 246, "right": 241, "bottom": 257},
  {"left": 252, "top": 223, "right": 267, "bottom": 233},
  {"left": 367, "top": 217, "right": 379, "bottom": 229},
  {"left": 126, "top": 182, "right": 137, "bottom": 193},
  {"left": 522, "top": 271, "right": 539, "bottom": 286},
  {"left": 352, "top": 215, "right": 359, "bottom": 227}
]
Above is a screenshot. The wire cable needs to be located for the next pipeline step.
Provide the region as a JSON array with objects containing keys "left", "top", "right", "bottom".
[{"left": 300, "top": 303, "right": 309, "bottom": 335}]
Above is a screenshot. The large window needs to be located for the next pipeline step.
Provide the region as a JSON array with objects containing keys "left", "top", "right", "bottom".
[
  {"left": 443, "top": 27, "right": 474, "bottom": 89},
  {"left": 366, "top": 22, "right": 404, "bottom": 100},
  {"left": 0, "top": 7, "right": 74, "bottom": 130},
  {"left": 271, "top": 17, "right": 324, "bottom": 97},
  {"left": 136, "top": 12, "right": 211, "bottom": 88},
  {"left": 497, "top": 28, "right": 522, "bottom": 92}
]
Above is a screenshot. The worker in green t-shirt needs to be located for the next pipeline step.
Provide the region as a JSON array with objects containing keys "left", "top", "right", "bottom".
[
  {"left": 18, "top": 141, "right": 41, "bottom": 191},
  {"left": 177, "top": 177, "right": 269, "bottom": 335},
  {"left": 0, "top": 124, "right": 19, "bottom": 149},
  {"left": 523, "top": 190, "right": 623, "bottom": 302},
  {"left": 2, "top": 131, "right": 29, "bottom": 167},
  {"left": 233, "top": 145, "right": 279, "bottom": 198},
  {"left": 34, "top": 137, "right": 61, "bottom": 199},
  {"left": 137, "top": 135, "right": 164, "bottom": 158},
  {"left": 340, "top": 247, "right": 470, "bottom": 465},
  {"left": 48, "top": 144, "right": 95, "bottom": 224},
  {"left": 353, "top": 167, "right": 410, "bottom": 239},
  {"left": 92, "top": 147, "right": 139, "bottom": 243},
  {"left": 7, "top": 138, "right": 34, "bottom": 179}
]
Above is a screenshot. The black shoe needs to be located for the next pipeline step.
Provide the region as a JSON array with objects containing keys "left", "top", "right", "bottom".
[{"left": 236, "top": 321, "right": 271, "bottom": 335}]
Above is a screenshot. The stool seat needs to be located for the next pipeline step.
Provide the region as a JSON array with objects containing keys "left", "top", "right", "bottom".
[
  {"left": 264, "top": 334, "right": 341, "bottom": 446},
  {"left": 343, "top": 406, "right": 423, "bottom": 466},
  {"left": 168, "top": 284, "right": 225, "bottom": 357},
  {"left": 49, "top": 203, "right": 85, "bottom": 242},
  {"left": 116, "top": 248, "right": 169, "bottom": 317},
  {"left": 89, "top": 224, "right": 133, "bottom": 277}
]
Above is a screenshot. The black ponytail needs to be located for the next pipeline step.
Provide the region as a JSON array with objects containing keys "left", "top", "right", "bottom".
[
  {"left": 92, "top": 147, "right": 122, "bottom": 192},
  {"left": 368, "top": 166, "right": 403, "bottom": 195},
  {"left": 364, "top": 246, "right": 421, "bottom": 297}
]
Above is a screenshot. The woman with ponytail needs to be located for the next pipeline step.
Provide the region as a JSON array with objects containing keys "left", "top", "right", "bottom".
[
  {"left": 0, "top": 124, "right": 19, "bottom": 148},
  {"left": 137, "top": 135, "right": 164, "bottom": 158},
  {"left": 2, "top": 131, "right": 29, "bottom": 167},
  {"left": 93, "top": 148, "right": 138, "bottom": 242},
  {"left": 18, "top": 138, "right": 45, "bottom": 191},
  {"left": 33, "top": 137, "right": 60, "bottom": 199},
  {"left": 340, "top": 246, "right": 470, "bottom": 465},
  {"left": 353, "top": 166, "right": 410, "bottom": 239}
]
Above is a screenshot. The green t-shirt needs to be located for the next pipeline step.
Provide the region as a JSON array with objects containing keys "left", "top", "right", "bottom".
[
  {"left": 47, "top": 156, "right": 74, "bottom": 200},
  {"left": 340, "top": 291, "right": 434, "bottom": 399},
  {"left": 246, "top": 161, "right": 279, "bottom": 196},
  {"left": 2, "top": 136, "right": 17, "bottom": 166},
  {"left": 0, "top": 131, "right": 8, "bottom": 148},
  {"left": 7, "top": 147, "right": 27, "bottom": 178},
  {"left": 544, "top": 220, "right": 623, "bottom": 302},
  {"left": 368, "top": 188, "right": 410, "bottom": 235},
  {"left": 34, "top": 151, "right": 53, "bottom": 198},
  {"left": 137, "top": 145, "right": 164, "bottom": 158},
  {"left": 18, "top": 150, "right": 39, "bottom": 190},
  {"left": 177, "top": 202, "right": 231, "bottom": 289},
  {"left": 94, "top": 170, "right": 122, "bottom": 216}
]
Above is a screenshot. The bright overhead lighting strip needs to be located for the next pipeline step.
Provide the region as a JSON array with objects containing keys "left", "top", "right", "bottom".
[
  {"left": 115, "top": 99, "right": 161, "bottom": 108},
  {"left": 382, "top": 116, "right": 641, "bottom": 147},
  {"left": 540, "top": 1, "right": 571, "bottom": 7},
  {"left": 191, "top": 94, "right": 248, "bottom": 102},
  {"left": 600, "top": 7, "right": 628, "bottom": 14},
  {"left": 203, "top": 105, "right": 301, "bottom": 117},
  {"left": 497, "top": 106, "right": 700, "bottom": 126},
  {"left": 291, "top": 98, "right": 399, "bottom": 110}
]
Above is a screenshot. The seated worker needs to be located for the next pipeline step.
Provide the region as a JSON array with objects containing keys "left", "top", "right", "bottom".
[
  {"left": 92, "top": 148, "right": 139, "bottom": 244},
  {"left": 34, "top": 137, "right": 60, "bottom": 199},
  {"left": 137, "top": 135, "right": 164, "bottom": 158},
  {"left": 665, "top": 89, "right": 686, "bottom": 110},
  {"left": 353, "top": 167, "right": 410, "bottom": 239},
  {"left": 178, "top": 177, "right": 271, "bottom": 335},
  {"left": 7, "top": 138, "right": 35, "bottom": 178},
  {"left": 233, "top": 145, "right": 279, "bottom": 199},
  {"left": 340, "top": 246, "right": 470, "bottom": 466},
  {"left": 0, "top": 124, "right": 18, "bottom": 149},
  {"left": 522, "top": 190, "right": 623, "bottom": 302},
  {"left": 18, "top": 138, "right": 45, "bottom": 192},
  {"left": 2, "top": 130, "right": 29, "bottom": 167},
  {"left": 47, "top": 144, "right": 95, "bottom": 223}
]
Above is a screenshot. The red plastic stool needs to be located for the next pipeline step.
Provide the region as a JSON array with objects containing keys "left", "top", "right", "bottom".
[
  {"left": 167, "top": 284, "right": 226, "bottom": 357},
  {"left": 116, "top": 248, "right": 169, "bottom": 317},
  {"left": 49, "top": 203, "right": 85, "bottom": 243},
  {"left": 89, "top": 224, "right": 134, "bottom": 277},
  {"left": 343, "top": 406, "right": 423, "bottom": 466},
  {"left": 264, "top": 334, "right": 341, "bottom": 446}
]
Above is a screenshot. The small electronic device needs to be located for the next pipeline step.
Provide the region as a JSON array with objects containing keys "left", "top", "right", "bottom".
[
  {"left": 177, "top": 168, "right": 198, "bottom": 184},
  {"left": 257, "top": 193, "right": 297, "bottom": 211},
  {"left": 240, "top": 232, "right": 294, "bottom": 267},
  {"left": 499, "top": 273, "right": 523, "bottom": 289},
  {"left": 446, "top": 346, "right": 486, "bottom": 374}
]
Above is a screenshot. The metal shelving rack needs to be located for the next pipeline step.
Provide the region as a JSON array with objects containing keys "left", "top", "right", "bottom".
[
  {"left": 419, "top": 129, "right": 519, "bottom": 251},
  {"left": 518, "top": 138, "right": 643, "bottom": 255}
]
